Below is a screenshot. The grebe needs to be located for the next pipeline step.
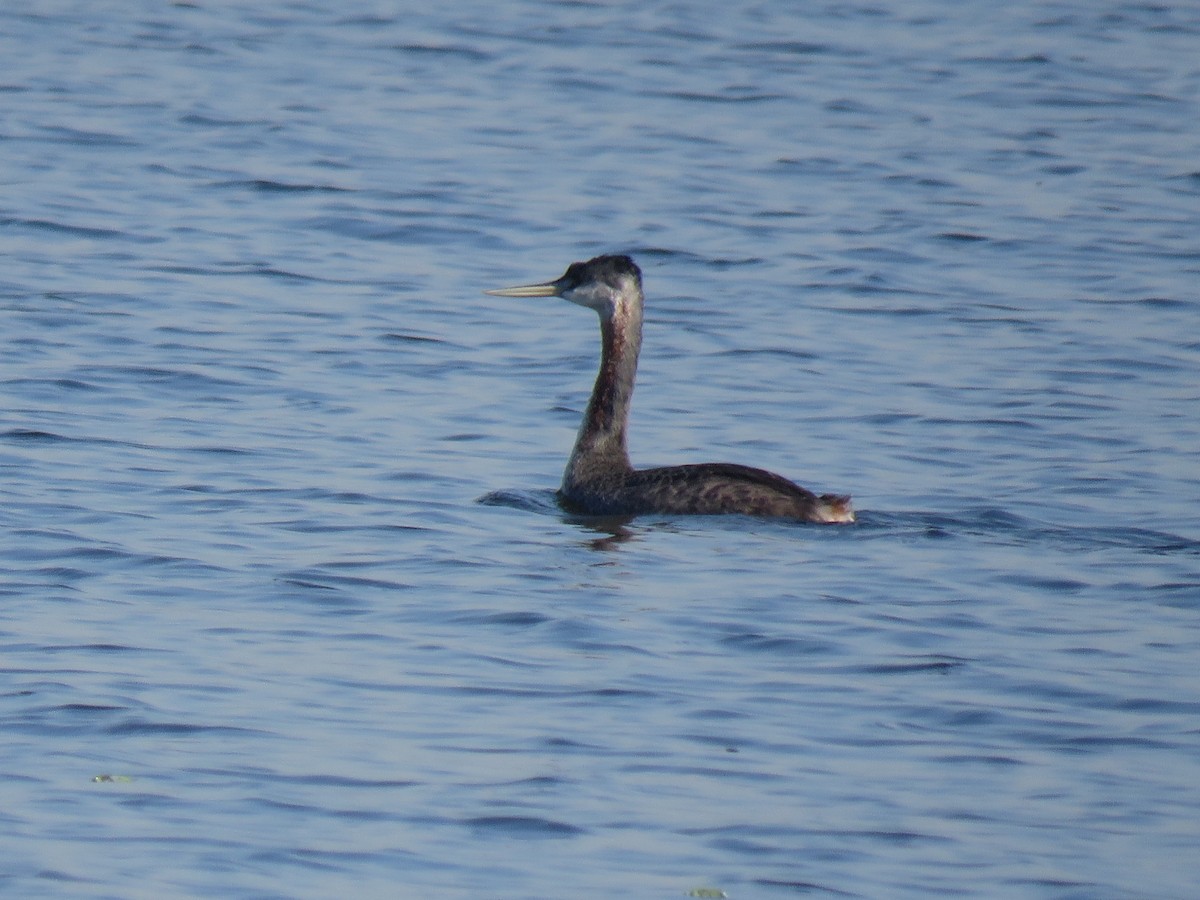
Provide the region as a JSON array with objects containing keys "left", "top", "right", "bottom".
[{"left": 486, "top": 255, "right": 854, "bottom": 524}]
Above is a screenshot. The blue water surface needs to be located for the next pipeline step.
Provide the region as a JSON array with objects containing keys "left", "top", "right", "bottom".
[{"left": 2, "top": 2, "right": 1199, "bottom": 898}]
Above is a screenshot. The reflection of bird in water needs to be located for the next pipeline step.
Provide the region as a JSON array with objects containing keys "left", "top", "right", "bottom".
[{"left": 487, "top": 255, "right": 854, "bottom": 524}]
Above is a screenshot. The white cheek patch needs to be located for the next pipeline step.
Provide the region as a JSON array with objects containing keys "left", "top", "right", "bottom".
[{"left": 564, "top": 282, "right": 614, "bottom": 312}]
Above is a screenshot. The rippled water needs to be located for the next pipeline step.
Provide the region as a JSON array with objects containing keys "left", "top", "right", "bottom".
[{"left": 3, "top": 2, "right": 1199, "bottom": 898}]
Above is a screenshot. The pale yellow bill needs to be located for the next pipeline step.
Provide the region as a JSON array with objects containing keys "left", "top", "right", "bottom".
[{"left": 483, "top": 281, "right": 560, "bottom": 298}]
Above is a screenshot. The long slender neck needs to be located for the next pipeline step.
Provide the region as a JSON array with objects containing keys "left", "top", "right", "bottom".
[{"left": 567, "top": 292, "right": 643, "bottom": 479}]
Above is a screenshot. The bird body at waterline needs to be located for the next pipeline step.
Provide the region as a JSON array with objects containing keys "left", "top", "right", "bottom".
[{"left": 486, "top": 255, "right": 854, "bottom": 524}]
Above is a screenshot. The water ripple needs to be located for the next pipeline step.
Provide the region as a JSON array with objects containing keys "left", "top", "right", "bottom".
[
  {"left": 463, "top": 815, "right": 585, "bottom": 838},
  {"left": 0, "top": 216, "right": 154, "bottom": 242}
]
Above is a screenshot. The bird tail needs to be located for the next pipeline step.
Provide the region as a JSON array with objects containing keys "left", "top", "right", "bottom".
[{"left": 816, "top": 494, "right": 855, "bottom": 524}]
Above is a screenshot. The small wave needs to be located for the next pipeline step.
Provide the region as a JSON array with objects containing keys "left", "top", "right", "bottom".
[
  {"left": 210, "top": 178, "right": 351, "bottom": 194},
  {"left": 233, "top": 771, "right": 418, "bottom": 789},
  {"left": 753, "top": 879, "right": 855, "bottom": 897},
  {"left": 858, "top": 509, "right": 1199, "bottom": 554},
  {"left": 380, "top": 331, "right": 448, "bottom": 345},
  {"left": 3, "top": 377, "right": 101, "bottom": 393},
  {"left": 652, "top": 90, "right": 784, "bottom": 104},
  {"left": 278, "top": 569, "right": 413, "bottom": 594},
  {"left": 454, "top": 610, "right": 553, "bottom": 627},
  {"left": 37, "top": 125, "right": 137, "bottom": 147},
  {"left": 463, "top": 815, "right": 584, "bottom": 838},
  {"left": 1, "top": 428, "right": 67, "bottom": 443},
  {"left": 735, "top": 40, "right": 835, "bottom": 55},
  {"left": 179, "top": 112, "right": 264, "bottom": 128},
  {"left": 390, "top": 43, "right": 491, "bottom": 62},
  {"left": 0, "top": 216, "right": 154, "bottom": 242},
  {"left": 477, "top": 489, "right": 561, "bottom": 515},
  {"left": 720, "top": 632, "right": 838, "bottom": 655},
  {"left": 106, "top": 718, "right": 262, "bottom": 736},
  {"left": 937, "top": 231, "right": 989, "bottom": 242},
  {"left": 43, "top": 643, "right": 147, "bottom": 654},
  {"left": 0, "top": 429, "right": 158, "bottom": 452},
  {"left": 849, "top": 657, "right": 968, "bottom": 676}
]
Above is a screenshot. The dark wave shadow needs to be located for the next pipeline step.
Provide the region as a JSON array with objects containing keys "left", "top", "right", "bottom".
[
  {"left": 477, "top": 489, "right": 637, "bottom": 548},
  {"left": 857, "top": 508, "right": 1200, "bottom": 554},
  {"left": 476, "top": 488, "right": 562, "bottom": 516},
  {"left": 479, "top": 490, "right": 1199, "bottom": 556}
]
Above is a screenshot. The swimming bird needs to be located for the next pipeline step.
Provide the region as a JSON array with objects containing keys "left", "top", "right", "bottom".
[{"left": 486, "top": 255, "right": 854, "bottom": 523}]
